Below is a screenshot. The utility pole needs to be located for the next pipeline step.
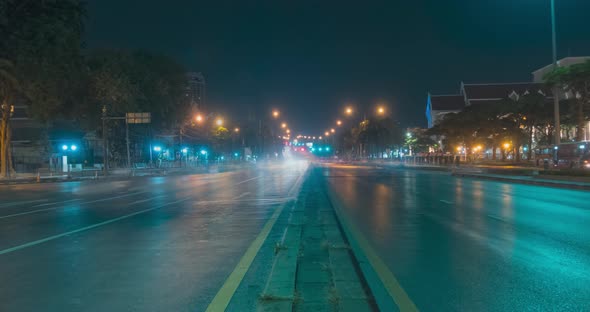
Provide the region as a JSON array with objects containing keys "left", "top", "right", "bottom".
[
  {"left": 125, "top": 120, "right": 131, "bottom": 168},
  {"left": 102, "top": 105, "right": 108, "bottom": 175},
  {"left": 551, "top": 0, "right": 561, "bottom": 146}
]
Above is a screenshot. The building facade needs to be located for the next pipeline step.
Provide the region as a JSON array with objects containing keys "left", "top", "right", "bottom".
[{"left": 186, "top": 72, "right": 206, "bottom": 112}]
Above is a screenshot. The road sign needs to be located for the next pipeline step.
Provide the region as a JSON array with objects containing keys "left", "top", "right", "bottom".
[{"left": 126, "top": 112, "right": 151, "bottom": 124}]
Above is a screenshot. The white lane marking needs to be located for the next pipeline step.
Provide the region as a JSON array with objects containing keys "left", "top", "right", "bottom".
[
  {"left": 232, "top": 192, "right": 251, "bottom": 200},
  {"left": 31, "top": 199, "right": 81, "bottom": 208},
  {"left": 234, "top": 176, "right": 261, "bottom": 185},
  {"left": 0, "top": 199, "right": 48, "bottom": 208},
  {"left": 128, "top": 195, "right": 167, "bottom": 205},
  {"left": 0, "top": 175, "right": 280, "bottom": 254},
  {"left": 0, "top": 191, "right": 149, "bottom": 220},
  {"left": 0, "top": 197, "right": 190, "bottom": 256},
  {"left": 195, "top": 197, "right": 295, "bottom": 205},
  {"left": 440, "top": 200, "right": 453, "bottom": 205}
]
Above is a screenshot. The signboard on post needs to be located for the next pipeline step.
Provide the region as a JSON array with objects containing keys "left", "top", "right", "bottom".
[{"left": 126, "top": 112, "right": 151, "bottom": 124}]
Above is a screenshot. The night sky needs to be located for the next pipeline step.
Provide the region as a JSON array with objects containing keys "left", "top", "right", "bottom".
[{"left": 86, "top": 0, "right": 590, "bottom": 133}]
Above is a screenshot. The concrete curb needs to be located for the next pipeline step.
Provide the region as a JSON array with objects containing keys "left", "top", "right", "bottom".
[
  {"left": 0, "top": 165, "right": 251, "bottom": 186},
  {"left": 452, "top": 172, "right": 590, "bottom": 191},
  {"left": 321, "top": 176, "right": 405, "bottom": 312}
]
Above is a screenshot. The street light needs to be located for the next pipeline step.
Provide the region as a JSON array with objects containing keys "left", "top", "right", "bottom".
[
  {"left": 550, "top": 0, "right": 560, "bottom": 145},
  {"left": 330, "top": 128, "right": 335, "bottom": 133},
  {"left": 234, "top": 127, "right": 240, "bottom": 133},
  {"left": 325, "top": 131, "right": 330, "bottom": 136},
  {"left": 281, "top": 122, "right": 287, "bottom": 129},
  {"left": 61, "top": 145, "right": 68, "bottom": 151},
  {"left": 216, "top": 118, "right": 223, "bottom": 126},
  {"left": 336, "top": 120, "right": 342, "bottom": 126},
  {"left": 377, "top": 106, "right": 385, "bottom": 115},
  {"left": 195, "top": 114, "right": 203, "bottom": 123},
  {"left": 70, "top": 145, "right": 78, "bottom": 151},
  {"left": 345, "top": 107, "right": 353, "bottom": 115},
  {"left": 272, "top": 110, "right": 280, "bottom": 118},
  {"left": 153, "top": 146, "right": 162, "bottom": 152}
]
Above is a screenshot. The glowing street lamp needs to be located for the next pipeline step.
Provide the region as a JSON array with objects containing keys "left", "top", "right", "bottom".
[
  {"left": 377, "top": 106, "right": 385, "bottom": 115},
  {"left": 336, "top": 120, "right": 342, "bottom": 126},
  {"left": 272, "top": 110, "right": 280, "bottom": 118},
  {"left": 324, "top": 131, "right": 330, "bottom": 136},
  {"left": 234, "top": 127, "right": 240, "bottom": 133},
  {"left": 503, "top": 143, "right": 511, "bottom": 149},
  {"left": 195, "top": 114, "right": 203, "bottom": 123},
  {"left": 330, "top": 128, "right": 335, "bottom": 133},
  {"left": 216, "top": 118, "right": 224, "bottom": 126},
  {"left": 345, "top": 107, "right": 353, "bottom": 115},
  {"left": 286, "top": 129, "right": 291, "bottom": 134}
]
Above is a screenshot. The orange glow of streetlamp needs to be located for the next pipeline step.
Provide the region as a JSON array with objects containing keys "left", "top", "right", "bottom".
[
  {"left": 345, "top": 107, "right": 353, "bottom": 115},
  {"left": 286, "top": 129, "right": 291, "bottom": 134},
  {"left": 272, "top": 110, "right": 279, "bottom": 118},
  {"left": 503, "top": 143, "right": 511, "bottom": 149},
  {"left": 195, "top": 114, "right": 203, "bottom": 123},
  {"left": 336, "top": 120, "right": 342, "bottom": 126},
  {"left": 377, "top": 106, "right": 385, "bottom": 115},
  {"left": 281, "top": 123, "right": 287, "bottom": 128},
  {"left": 330, "top": 128, "right": 335, "bottom": 133},
  {"left": 324, "top": 131, "right": 330, "bottom": 136},
  {"left": 216, "top": 118, "right": 223, "bottom": 126},
  {"left": 234, "top": 127, "right": 240, "bottom": 133}
]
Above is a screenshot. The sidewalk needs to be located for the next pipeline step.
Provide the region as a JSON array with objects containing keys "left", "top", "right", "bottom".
[
  {"left": 0, "top": 164, "right": 252, "bottom": 185},
  {"left": 452, "top": 171, "right": 590, "bottom": 191}
]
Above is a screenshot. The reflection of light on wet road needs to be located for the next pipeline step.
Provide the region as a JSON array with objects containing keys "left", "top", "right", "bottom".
[{"left": 323, "top": 164, "right": 590, "bottom": 311}]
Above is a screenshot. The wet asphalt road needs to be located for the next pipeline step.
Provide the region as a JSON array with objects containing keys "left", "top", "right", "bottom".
[
  {"left": 322, "top": 165, "right": 590, "bottom": 311},
  {"left": 0, "top": 162, "right": 306, "bottom": 312}
]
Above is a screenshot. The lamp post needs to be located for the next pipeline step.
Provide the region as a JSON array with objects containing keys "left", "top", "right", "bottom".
[
  {"left": 550, "top": 0, "right": 560, "bottom": 145},
  {"left": 102, "top": 105, "right": 108, "bottom": 175}
]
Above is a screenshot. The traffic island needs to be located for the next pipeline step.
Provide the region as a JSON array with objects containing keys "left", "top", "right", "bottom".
[{"left": 256, "top": 170, "right": 377, "bottom": 312}]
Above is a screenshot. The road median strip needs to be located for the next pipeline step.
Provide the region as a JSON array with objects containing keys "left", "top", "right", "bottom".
[{"left": 322, "top": 170, "right": 418, "bottom": 312}]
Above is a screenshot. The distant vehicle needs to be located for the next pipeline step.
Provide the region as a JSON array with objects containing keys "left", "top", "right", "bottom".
[
  {"left": 534, "top": 145, "right": 556, "bottom": 167},
  {"left": 555, "top": 141, "right": 590, "bottom": 168}
]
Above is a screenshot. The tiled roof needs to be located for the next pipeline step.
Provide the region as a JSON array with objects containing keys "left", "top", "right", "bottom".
[
  {"left": 430, "top": 95, "right": 465, "bottom": 111},
  {"left": 462, "top": 82, "right": 551, "bottom": 101}
]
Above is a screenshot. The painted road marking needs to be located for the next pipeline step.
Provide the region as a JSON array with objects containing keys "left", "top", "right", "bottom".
[
  {"left": 232, "top": 192, "right": 251, "bottom": 200},
  {"left": 0, "top": 199, "right": 48, "bottom": 208},
  {"left": 234, "top": 176, "right": 261, "bottom": 185},
  {"left": 0, "top": 174, "right": 272, "bottom": 254},
  {"left": 0, "top": 198, "right": 190, "bottom": 256},
  {"left": 325, "top": 183, "right": 418, "bottom": 312},
  {"left": 31, "top": 199, "right": 81, "bottom": 207},
  {"left": 205, "top": 170, "right": 305, "bottom": 312},
  {"left": 0, "top": 191, "right": 149, "bottom": 220},
  {"left": 440, "top": 200, "right": 453, "bottom": 205}
]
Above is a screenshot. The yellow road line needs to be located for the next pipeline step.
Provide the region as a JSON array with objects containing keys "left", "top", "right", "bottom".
[
  {"left": 325, "top": 181, "right": 418, "bottom": 312},
  {"left": 205, "top": 169, "right": 306, "bottom": 312},
  {"left": 205, "top": 199, "right": 287, "bottom": 312}
]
